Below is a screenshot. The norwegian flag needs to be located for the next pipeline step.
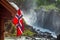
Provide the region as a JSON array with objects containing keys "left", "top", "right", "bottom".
[{"left": 12, "top": 9, "right": 24, "bottom": 36}]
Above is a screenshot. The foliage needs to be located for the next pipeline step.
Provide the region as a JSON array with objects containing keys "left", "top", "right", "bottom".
[
  {"left": 5, "top": 20, "right": 16, "bottom": 37},
  {"left": 36, "top": 0, "right": 60, "bottom": 11},
  {"left": 37, "top": 0, "right": 50, "bottom": 6},
  {"left": 5, "top": 20, "right": 35, "bottom": 37},
  {"left": 38, "top": 4, "right": 59, "bottom": 11},
  {"left": 22, "top": 28, "right": 35, "bottom": 37},
  {"left": 37, "top": 0, "right": 60, "bottom": 6}
]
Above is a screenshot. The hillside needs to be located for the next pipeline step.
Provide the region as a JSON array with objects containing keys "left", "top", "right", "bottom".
[{"left": 4, "top": 19, "right": 36, "bottom": 37}]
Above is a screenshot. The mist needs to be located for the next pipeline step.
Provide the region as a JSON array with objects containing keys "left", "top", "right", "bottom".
[{"left": 9, "top": 0, "right": 60, "bottom": 38}]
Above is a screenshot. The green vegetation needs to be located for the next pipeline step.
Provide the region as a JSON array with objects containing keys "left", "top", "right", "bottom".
[
  {"left": 37, "top": 4, "right": 59, "bottom": 11},
  {"left": 22, "top": 28, "right": 35, "bottom": 37},
  {"left": 37, "top": 0, "right": 51, "bottom": 6},
  {"left": 5, "top": 20, "right": 16, "bottom": 37},
  {"left": 36, "top": 0, "right": 60, "bottom": 11},
  {"left": 5, "top": 20, "right": 35, "bottom": 37},
  {"left": 37, "top": 0, "right": 60, "bottom": 6}
]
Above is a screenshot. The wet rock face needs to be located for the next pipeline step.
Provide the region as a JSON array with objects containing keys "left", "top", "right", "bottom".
[
  {"left": 35, "top": 8, "right": 60, "bottom": 34},
  {"left": 45, "top": 10, "right": 60, "bottom": 34},
  {"left": 23, "top": 6, "right": 60, "bottom": 35}
]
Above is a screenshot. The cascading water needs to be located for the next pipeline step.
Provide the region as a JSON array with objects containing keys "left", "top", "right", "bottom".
[
  {"left": 23, "top": 9, "right": 37, "bottom": 26},
  {"left": 22, "top": 0, "right": 37, "bottom": 26},
  {"left": 22, "top": 0, "right": 57, "bottom": 38}
]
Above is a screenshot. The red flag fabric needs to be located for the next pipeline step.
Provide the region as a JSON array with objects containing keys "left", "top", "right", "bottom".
[{"left": 12, "top": 9, "right": 24, "bottom": 36}]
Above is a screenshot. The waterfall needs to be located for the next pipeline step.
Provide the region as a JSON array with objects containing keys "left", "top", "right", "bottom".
[
  {"left": 22, "top": 0, "right": 57, "bottom": 38},
  {"left": 23, "top": 0, "right": 37, "bottom": 26}
]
